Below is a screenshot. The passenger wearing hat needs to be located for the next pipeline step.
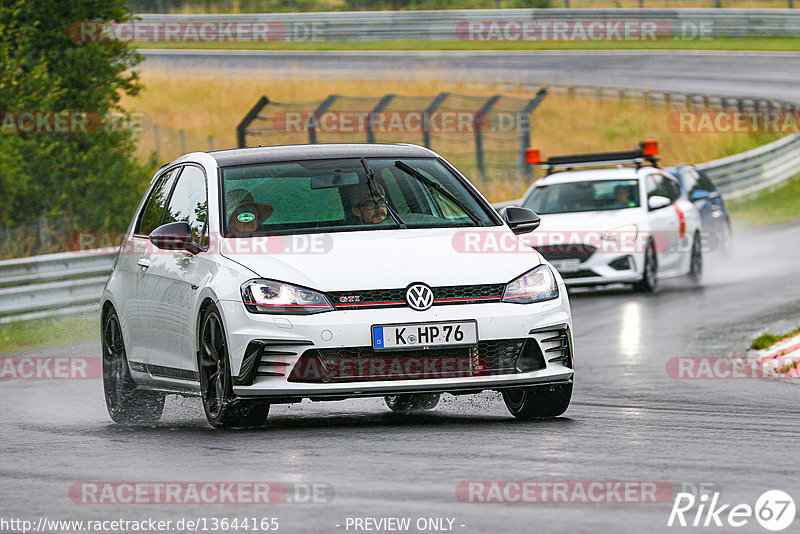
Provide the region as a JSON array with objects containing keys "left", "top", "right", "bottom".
[{"left": 227, "top": 189, "right": 274, "bottom": 235}]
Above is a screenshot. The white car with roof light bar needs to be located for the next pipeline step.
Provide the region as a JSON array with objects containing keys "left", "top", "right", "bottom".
[
  {"left": 101, "top": 143, "right": 574, "bottom": 428},
  {"left": 516, "top": 141, "right": 703, "bottom": 292}
]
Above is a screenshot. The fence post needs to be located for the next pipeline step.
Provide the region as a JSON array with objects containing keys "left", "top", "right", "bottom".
[
  {"left": 309, "top": 94, "right": 339, "bottom": 145},
  {"left": 517, "top": 88, "right": 548, "bottom": 180},
  {"left": 422, "top": 92, "right": 450, "bottom": 149},
  {"left": 179, "top": 129, "right": 187, "bottom": 154},
  {"left": 236, "top": 95, "right": 270, "bottom": 148},
  {"left": 475, "top": 95, "right": 501, "bottom": 184},
  {"left": 366, "top": 94, "right": 396, "bottom": 144},
  {"left": 208, "top": 136, "right": 214, "bottom": 151}
]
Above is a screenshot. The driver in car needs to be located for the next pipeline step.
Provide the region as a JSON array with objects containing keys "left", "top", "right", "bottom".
[{"left": 350, "top": 184, "right": 389, "bottom": 225}]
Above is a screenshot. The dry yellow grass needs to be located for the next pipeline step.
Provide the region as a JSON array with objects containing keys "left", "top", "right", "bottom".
[{"left": 122, "top": 69, "right": 780, "bottom": 201}]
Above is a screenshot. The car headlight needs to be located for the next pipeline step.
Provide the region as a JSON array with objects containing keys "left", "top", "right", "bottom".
[
  {"left": 602, "top": 224, "right": 638, "bottom": 242},
  {"left": 241, "top": 279, "right": 334, "bottom": 315},
  {"left": 502, "top": 265, "right": 559, "bottom": 304}
]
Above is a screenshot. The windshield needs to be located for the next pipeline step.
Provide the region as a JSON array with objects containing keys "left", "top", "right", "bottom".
[
  {"left": 523, "top": 179, "right": 641, "bottom": 214},
  {"left": 220, "top": 157, "right": 498, "bottom": 236}
]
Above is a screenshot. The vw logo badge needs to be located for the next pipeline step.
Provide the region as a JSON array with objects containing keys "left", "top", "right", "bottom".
[{"left": 406, "top": 283, "right": 434, "bottom": 311}]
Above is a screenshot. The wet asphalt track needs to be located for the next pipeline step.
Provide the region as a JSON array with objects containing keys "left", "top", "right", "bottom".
[
  {"left": 2, "top": 224, "right": 800, "bottom": 533},
  {"left": 2, "top": 51, "right": 800, "bottom": 533}
]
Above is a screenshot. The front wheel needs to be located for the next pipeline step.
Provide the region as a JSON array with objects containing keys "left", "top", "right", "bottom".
[
  {"left": 633, "top": 241, "right": 658, "bottom": 293},
  {"left": 102, "top": 309, "right": 164, "bottom": 425},
  {"left": 502, "top": 383, "right": 572, "bottom": 419},
  {"left": 385, "top": 393, "right": 441, "bottom": 413},
  {"left": 199, "top": 304, "right": 269, "bottom": 429}
]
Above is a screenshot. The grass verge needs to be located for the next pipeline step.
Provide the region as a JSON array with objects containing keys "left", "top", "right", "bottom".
[
  {"left": 727, "top": 172, "right": 800, "bottom": 228},
  {"left": 134, "top": 36, "right": 800, "bottom": 52},
  {"left": 0, "top": 313, "right": 98, "bottom": 354},
  {"left": 751, "top": 326, "right": 800, "bottom": 350}
]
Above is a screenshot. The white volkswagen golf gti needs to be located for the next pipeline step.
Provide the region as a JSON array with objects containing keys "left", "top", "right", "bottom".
[{"left": 101, "top": 144, "right": 574, "bottom": 428}]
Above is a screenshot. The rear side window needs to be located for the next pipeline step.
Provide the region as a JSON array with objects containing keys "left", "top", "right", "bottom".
[
  {"left": 163, "top": 165, "right": 208, "bottom": 245},
  {"left": 646, "top": 174, "right": 679, "bottom": 203},
  {"left": 138, "top": 168, "right": 179, "bottom": 235},
  {"left": 663, "top": 177, "right": 682, "bottom": 202}
]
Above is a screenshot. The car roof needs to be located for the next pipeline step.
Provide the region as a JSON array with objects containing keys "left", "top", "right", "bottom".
[
  {"left": 534, "top": 166, "right": 654, "bottom": 186},
  {"left": 209, "top": 143, "right": 437, "bottom": 167}
]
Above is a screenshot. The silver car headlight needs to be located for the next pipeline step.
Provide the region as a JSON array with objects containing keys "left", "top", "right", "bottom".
[
  {"left": 502, "top": 265, "right": 559, "bottom": 304},
  {"left": 241, "top": 279, "right": 334, "bottom": 315}
]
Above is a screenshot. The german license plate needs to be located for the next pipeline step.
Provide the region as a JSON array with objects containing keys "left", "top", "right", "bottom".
[{"left": 371, "top": 321, "right": 478, "bottom": 350}]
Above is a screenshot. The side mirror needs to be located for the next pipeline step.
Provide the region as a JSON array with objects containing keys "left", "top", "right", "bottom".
[
  {"left": 648, "top": 195, "right": 672, "bottom": 211},
  {"left": 149, "top": 222, "right": 200, "bottom": 254},
  {"left": 503, "top": 206, "right": 541, "bottom": 235},
  {"left": 689, "top": 190, "right": 710, "bottom": 202}
]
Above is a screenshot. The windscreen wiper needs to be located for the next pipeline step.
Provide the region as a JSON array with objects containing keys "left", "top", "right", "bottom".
[
  {"left": 394, "top": 160, "right": 481, "bottom": 225},
  {"left": 360, "top": 158, "right": 406, "bottom": 229}
]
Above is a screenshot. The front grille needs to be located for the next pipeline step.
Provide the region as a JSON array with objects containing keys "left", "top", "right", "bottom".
[
  {"left": 328, "top": 283, "right": 505, "bottom": 310},
  {"left": 536, "top": 244, "right": 597, "bottom": 263},
  {"left": 287, "top": 338, "right": 544, "bottom": 383}
]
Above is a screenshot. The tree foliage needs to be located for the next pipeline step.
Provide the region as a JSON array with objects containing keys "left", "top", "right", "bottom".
[{"left": 0, "top": 0, "right": 152, "bottom": 231}]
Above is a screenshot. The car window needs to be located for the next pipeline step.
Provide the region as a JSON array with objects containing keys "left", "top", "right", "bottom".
[
  {"left": 523, "top": 179, "right": 640, "bottom": 214},
  {"left": 663, "top": 176, "right": 682, "bottom": 202},
  {"left": 220, "top": 157, "right": 496, "bottom": 236},
  {"left": 163, "top": 165, "right": 208, "bottom": 245},
  {"left": 695, "top": 170, "right": 717, "bottom": 193},
  {"left": 137, "top": 167, "right": 179, "bottom": 236}
]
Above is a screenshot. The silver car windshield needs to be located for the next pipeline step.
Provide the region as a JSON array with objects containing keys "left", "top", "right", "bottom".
[
  {"left": 220, "top": 157, "right": 497, "bottom": 236},
  {"left": 523, "top": 179, "right": 640, "bottom": 214}
]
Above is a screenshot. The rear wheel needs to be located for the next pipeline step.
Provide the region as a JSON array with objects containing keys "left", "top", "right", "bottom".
[
  {"left": 199, "top": 304, "right": 269, "bottom": 429},
  {"left": 633, "top": 241, "right": 658, "bottom": 293},
  {"left": 689, "top": 231, "right": 703, "bottom": 284},
  {"left": 502, "top": 383, "right": 572, "bottom": 419},
  {"left": 102, "top": 309, "right": 164, "bottom": 425},
  {"left": 385, "top": 393, "right": 441, "bottom": 413}
]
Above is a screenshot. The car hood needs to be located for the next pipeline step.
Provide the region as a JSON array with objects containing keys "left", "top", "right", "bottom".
[
  {"left": 534, "top": 209, "right": 642, "bottom": 231},
  {"left": 219, "top": 227, "right": 541, "bottom": 291}
]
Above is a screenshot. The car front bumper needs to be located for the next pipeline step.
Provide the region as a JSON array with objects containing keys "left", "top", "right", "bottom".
[{"left": 217, "top": 289, "right": 573, "bottom": 400}]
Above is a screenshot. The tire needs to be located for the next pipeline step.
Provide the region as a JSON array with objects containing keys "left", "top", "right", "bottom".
[
  {"left": 502, "top": 383, "right": 572, "bottom": 420},
  {"left": 633, "top": 240, "right": 658, "bottom": 293},
  {"left": 198, "top": 304, "right": 269, "bottom": 429},
  {"left": 688, "top": 231, "right": 703, "bottom": 284},
  {"left": 720, "top": 222, "right": 734, "bottom": 258},
  {"left": 385, "top": 393, "right": 441, "bottom": 413},
  {"left": 102, "top": 309, "right": 165, "bottom": 425}
]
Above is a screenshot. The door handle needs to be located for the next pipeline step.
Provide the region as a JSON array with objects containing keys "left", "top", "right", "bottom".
[{"left": 137, "top": 258, "right": 151, "bottom": 269}]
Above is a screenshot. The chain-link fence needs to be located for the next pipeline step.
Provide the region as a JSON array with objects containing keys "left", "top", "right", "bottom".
[{"left": 238, "top": 89, "right": 548, "bottom": 187}]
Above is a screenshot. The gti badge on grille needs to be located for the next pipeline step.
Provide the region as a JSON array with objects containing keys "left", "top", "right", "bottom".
[{"left": 406, "top": 283, "right": 434, "bottom": 311}]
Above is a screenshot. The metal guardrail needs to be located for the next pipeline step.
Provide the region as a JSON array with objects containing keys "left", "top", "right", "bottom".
[
  {"left": 136, "top": 9, "right": 800, "bottom": 39},
  {"left": 0, "top": 249, "right": 116, "bottom": 324}
]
